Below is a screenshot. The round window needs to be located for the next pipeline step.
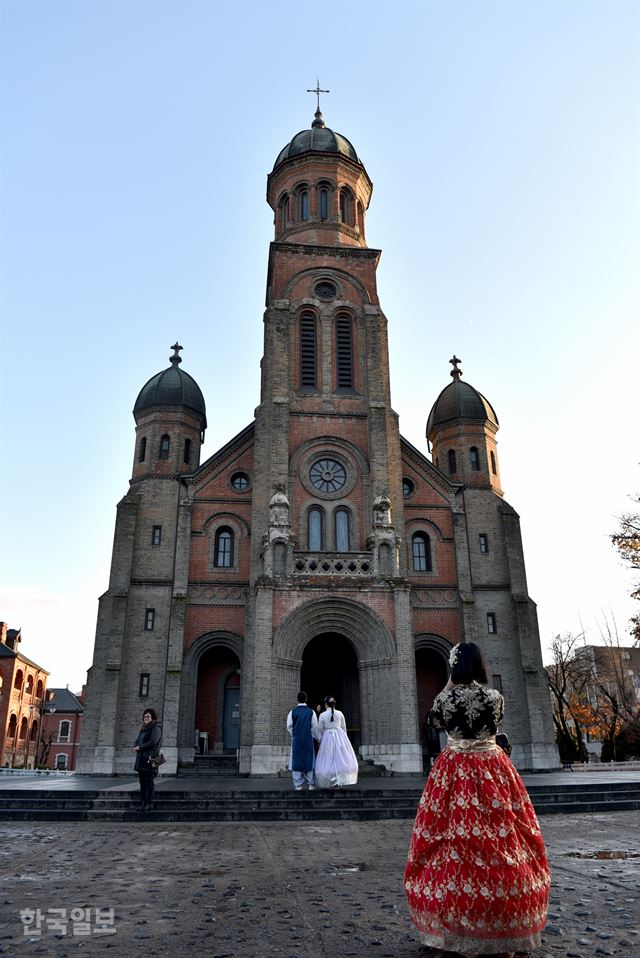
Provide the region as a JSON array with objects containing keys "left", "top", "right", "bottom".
[
  {"left": 314, "top": 281, "right": 337, "bottom": 301},
  {"left": 309, "top": 458, "right": 347, "bottom": 494},
  {"left": 230, "top": 471, "right": 250, "bottom": 492},
  {"left": 402, "top": 478, "right": 415, "bottom": 498}
]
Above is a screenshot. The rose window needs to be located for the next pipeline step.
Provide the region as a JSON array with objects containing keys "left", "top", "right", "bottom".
[{"left": 309, "top": 458, "right": 347, "bottom": 494}]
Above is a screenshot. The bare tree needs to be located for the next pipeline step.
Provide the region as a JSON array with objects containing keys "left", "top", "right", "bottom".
[{"left": 545, "top": 633, "right": 592, "bottom": 762}]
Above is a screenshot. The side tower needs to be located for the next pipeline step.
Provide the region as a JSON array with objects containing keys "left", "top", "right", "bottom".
[
  {"left": 77, "top": 346, "right": 206, "bottom": 774},
  {"left": 426, "top": 358, "right": 557, "bottom": 768}
]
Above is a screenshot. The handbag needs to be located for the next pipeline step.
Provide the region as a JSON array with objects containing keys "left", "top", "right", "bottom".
[{"left": 148, "top": 752, "right": 166, "bottom": 768}]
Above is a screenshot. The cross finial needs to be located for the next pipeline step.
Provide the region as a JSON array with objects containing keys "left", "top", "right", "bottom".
[
  {"left": 449, "top": 355, "right": 462, "bottom": 380},
  {"left": 307, "top": 78, "right": 329, "bottom": 128},
  {"left": 170, "top": 342, "right": 183, "bottom": 366}
]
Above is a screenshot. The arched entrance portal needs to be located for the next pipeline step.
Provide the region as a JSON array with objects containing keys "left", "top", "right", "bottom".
[
  {"left": 415, "top": 645, "right": 449, "bottom": 770},
  {"left": 301, "top": 633, "right": 361, "bottom": 752},
  {"left": 195, "top": 647, "right": 241, "bottom": 754}
]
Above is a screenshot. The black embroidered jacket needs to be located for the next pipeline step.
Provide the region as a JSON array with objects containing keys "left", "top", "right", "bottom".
[{"left": 427, "top": 682, "right": 504, "bottom": 740}]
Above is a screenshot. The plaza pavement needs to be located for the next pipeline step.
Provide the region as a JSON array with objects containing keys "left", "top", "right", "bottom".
[{"left": 0, "top": 784, "right": 637, "bottom": 958}]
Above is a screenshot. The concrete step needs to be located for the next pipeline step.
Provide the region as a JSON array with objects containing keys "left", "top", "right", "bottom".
[
  {"left": 1, "top": 781, "right": 638, "bottom": 821},
  {"left": 1, "top": 797, "right": 640, "bottom": 823}
]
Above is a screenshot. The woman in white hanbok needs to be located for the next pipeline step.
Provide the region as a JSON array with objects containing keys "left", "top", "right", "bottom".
[{"left": 315, "top": 697, "right": 359, "bottom": 788}]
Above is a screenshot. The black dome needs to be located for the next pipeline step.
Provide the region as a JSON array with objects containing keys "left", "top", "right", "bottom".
[
  {"left": 134, "top": 350, "right": 206, "bottom": 429},
  {"left": 426, "top": 373, "right": 498, "bottom": 440},
  {"left": 273, "top": 110, "right": 361, "bottom": 171}
]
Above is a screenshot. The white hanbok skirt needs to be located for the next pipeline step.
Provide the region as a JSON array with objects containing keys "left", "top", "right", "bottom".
[{"left": 315, "top": 727, "right": 359, "bottom": 788}]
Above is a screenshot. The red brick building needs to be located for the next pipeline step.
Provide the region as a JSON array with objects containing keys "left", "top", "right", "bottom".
[
  {"left": 0, "top": 623, "right": 49, "bottom": 768},
  {"left": 41, "top": 688, "right": 85, "bottom": 770},
  {"left": 79, "top": 108, "right": 558, "bottom": 776}
]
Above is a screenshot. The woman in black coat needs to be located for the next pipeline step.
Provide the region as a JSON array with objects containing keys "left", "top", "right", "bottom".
[{"left": 133, "top": 708, "right": 162, "bottom": 810}]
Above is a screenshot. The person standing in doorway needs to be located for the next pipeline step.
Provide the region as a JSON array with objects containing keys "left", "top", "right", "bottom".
[
  {"left": 286, "top": 691, "right": 318, "bottom": 790},
  {"left": 315, "top": 696, "right": 359, "bottom": 788}
]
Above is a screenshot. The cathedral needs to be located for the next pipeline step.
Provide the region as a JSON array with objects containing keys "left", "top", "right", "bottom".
[{"left": 78, "top": 105, "right": 558, "bottom": 776}]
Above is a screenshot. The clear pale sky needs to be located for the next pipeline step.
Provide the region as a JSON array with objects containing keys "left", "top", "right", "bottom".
[{"left": 1, "top": 0, "right": 638, "bottom": 691}]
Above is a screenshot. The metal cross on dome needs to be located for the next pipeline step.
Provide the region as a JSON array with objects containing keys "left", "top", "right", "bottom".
[
  {"left": 170, "top": 342, "right": 183, "bottom": 365},
  {"left": 307, "top": 79, "right": 330, "bottom": 112},
  {"left": 449, "top": 355, "right": 463, "bottom": 380}
]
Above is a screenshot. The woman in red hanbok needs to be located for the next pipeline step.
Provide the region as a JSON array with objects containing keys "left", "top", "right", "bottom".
[{"left": 404, "top": 643, "right": 550, "bottom": 957}]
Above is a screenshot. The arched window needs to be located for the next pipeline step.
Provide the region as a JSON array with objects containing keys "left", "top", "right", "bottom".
[
  {"left": 299, "top": 190, "right": 309, "bottom": 221},
  {"left": 334, "top": 508, "right": 351, "bottom": 552},
  {"left": 470, "top": 446, "right": 480, "bottom": 471},
  {"left": 138, "top": 437, "right": 147, "bottom": 462},
  {"left": 25, "top": 674, "right": 33, "bottom": 694},
  {"left": 299, "top": 312, "right": 317, "bottom": 387},
  {"left": 357, "top": 200, "right": 364, "bottom": 232},
  {"left": 59, "top": 720, "right": 71, "bottom": 742},
  {"left": 183, "top": 438, "right": 192, "bottom": 464},
  {"left": 14, "top": 669, "right": 23, "bottom": 691},
  {"left": 335, "top": 315, "right": 354, "bottom": 389},
  {"left": 307, "top": 507, "right": 324, "bottom": 551},
  {"left": 18, "top": 717, "right": 28, "bottom": 740},
  {"left": 159, "top": 434, "right": 170, "bottom": 461},
  {"left": 447, "top": 449, "right": 457, "bottom": 474},
  {"left": 36, "top": 679, "right": 43, "bottom": 699},
  {"left": 339, "top": 189, "right": 352, "bottom": 225},
  {"left": 30, "top": 721, "right": 38, "bottom": 742},
  {"left": 320, "top": 188, "right": 328, "bottom": 220},
  {"left": 279, "top": 194, "right": 289, "bottom": 231},
  {"left": 490, "top": 451, "right": 497, "bottom": 475},
  {"left": 214, "top": 527, "right": 234, "bottom": 568},
  {"left": 8, "top": 714, "right": 17, "bottom": 738},
  {"left": 412, "top": 532, "right": 432, "bottom": 572}
]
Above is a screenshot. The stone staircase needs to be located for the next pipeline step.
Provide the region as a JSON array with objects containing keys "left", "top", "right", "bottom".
[
  {"left": 0, "top": 779, "right": 639, "bottom": 822},
  {"left": 178, "top": 754, "right": 239, "bottom": 777}
]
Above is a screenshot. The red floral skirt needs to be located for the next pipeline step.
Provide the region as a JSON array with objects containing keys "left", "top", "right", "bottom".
[{"left": 404, "top": 744, "right": 550, "bottom": 955}]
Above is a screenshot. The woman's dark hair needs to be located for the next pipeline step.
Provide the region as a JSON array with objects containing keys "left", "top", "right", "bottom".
[
  {"left": 142, "top": 708, "right": 158, "bottom": 722},
  {"left": 450, "top": 643, "right": 488, "bottom": 685},
  {"left": 324, "top": 696, "right": 336, "bottom": 722}
]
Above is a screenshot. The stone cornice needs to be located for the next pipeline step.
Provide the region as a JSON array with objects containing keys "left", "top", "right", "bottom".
[
  {"left": 400, "top": 435, "right": 459, "bottom": 497},
  {"left": 270, "top": 241, "right": 381, "bottom": 261},
  {"left": 187, "top": 422, "right": 255, "bottom": 487}
]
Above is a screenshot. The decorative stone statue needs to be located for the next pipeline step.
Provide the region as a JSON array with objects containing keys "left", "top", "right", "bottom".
[
  {"left": 373, "top": 494, "right": 392, "bottom": 527},
  {"left": 262, "top": 487, "right": 294, "bottom": 577}
]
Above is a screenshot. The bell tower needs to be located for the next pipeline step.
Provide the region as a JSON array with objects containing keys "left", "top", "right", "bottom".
[
  {"left": 252, "top": 105, "right": 406, "bottom": 575},
  {"left": 242, "top": 104, "right": 420, "bottom": 774}
]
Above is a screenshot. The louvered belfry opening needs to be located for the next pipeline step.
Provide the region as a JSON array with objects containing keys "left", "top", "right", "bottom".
[
  {"left": 300, "top": 312, "right": 317, "bottom": 387},
  {"left": 336, "top": 315, "right": 353, "bottom": 388}
]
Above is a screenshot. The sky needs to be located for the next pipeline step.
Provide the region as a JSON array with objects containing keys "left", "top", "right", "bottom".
[{"left": 1, "top": 0, "right": 638, "bottom": 691}]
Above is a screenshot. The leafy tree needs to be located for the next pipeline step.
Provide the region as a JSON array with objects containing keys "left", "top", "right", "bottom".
[{"left": 611, "top": 492, "right": 640, "bottom": 643}]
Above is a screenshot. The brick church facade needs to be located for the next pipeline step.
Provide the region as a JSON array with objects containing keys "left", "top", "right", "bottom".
[{"left": 78, "top": 108, "right": 558, "bottom": 776}]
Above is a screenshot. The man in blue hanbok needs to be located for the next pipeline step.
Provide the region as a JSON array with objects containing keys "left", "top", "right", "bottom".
[{"left": 286, "top": 691, "right": 319, "bottom": 790}]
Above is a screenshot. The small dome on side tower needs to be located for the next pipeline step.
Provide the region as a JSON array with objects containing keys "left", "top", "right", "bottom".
[
  {"left": 134, "top": 343, "right": 207, "bottom": 430},
  {"left": 131, "top": 343, "right": 206, "bottom": 480},
  {"left": 426, "top": 356, "right": 502, "bottom": 495}
]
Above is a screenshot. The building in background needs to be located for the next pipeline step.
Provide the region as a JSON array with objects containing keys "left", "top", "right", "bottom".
[
  {"left": 583, "top": 644, "right": 640, "bottom": 761},
  {"left": 41, "top": 688, "right": 85, "bottom": 770},
  {"left": 79, "top": 108, "right": 558, "bottom": 776},
  {"left": 0, "top": 623, "right": 49, "bottom": 768}
]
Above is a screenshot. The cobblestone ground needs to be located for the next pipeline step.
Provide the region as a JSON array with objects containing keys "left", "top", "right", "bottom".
[{"left": 0, "top": 812, "right": 637, "bottom": 958}]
